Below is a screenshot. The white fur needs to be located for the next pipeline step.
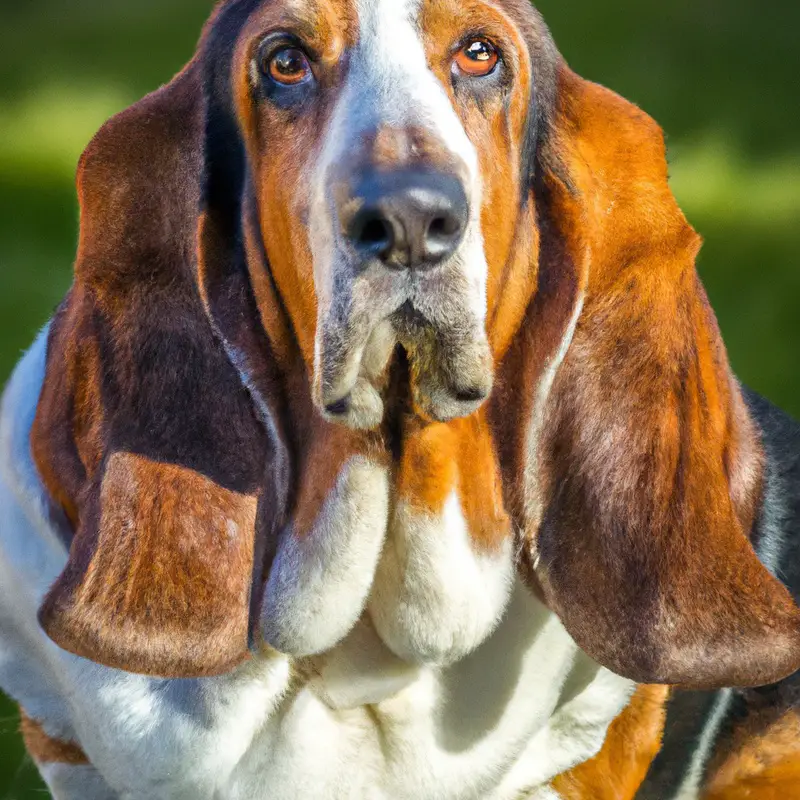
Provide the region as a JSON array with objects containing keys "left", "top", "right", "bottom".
[
  {"left": 39, "top": 764, "right": 117, "bottom": 800},
  {"left": 0, "top": 326, "right": 77, "bottom": 742},
  {"left": 306, "top": 617, "right": 422, "bottom": 711},
  {"left": 261, "top": 457, "right": 390, "bottom": 656},
  {"left": 351, "top": 0, "right": 487, "bottom": 321},
  {"left": 497, "top": 664, "right": 635, "bottom": 794},
  {"left": 0, "top": 336, "right": 634, "bottom": 799},
  {"left": 528, "top": 790, "right": 564, "bottom": 800},
  {"left": 369, "top": 491, "right": 514, "bottom": 664},
  {"left": 352, "top": 0, "right": 479, "bottom": 176},
  {"left": 524, "top": 289, "right": 585, "bottom": 539}
]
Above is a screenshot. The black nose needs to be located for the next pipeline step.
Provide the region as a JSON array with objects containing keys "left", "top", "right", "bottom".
[{"left": 343, "top": 169, "right": 469, "bottom": 269}]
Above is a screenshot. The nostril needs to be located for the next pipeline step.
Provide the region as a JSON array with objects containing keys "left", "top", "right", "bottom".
[
  {"left": 427, "top": 215, "right": 461, "bottom": 240},
  {"left": 422, "top": 208, "right": 465, "bottom": 266},
  {"left": 349, "top": 211, "right": 394, "bottom": 259},
  {"left": 360, "top": 217, "right": 392, "bottom": 246}
]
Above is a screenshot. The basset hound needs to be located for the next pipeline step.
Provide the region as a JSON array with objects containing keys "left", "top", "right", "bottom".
[{"left": 1, "top": 1, "right": 799, "bottom": 798}]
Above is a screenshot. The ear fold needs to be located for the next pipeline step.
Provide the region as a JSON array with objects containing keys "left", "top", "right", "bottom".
[
  {"left": 32, "top": 63, "right": 271, "bottom": 678},
  {"left": 530, "top": 65, "right": 800, "bottom": 689}
]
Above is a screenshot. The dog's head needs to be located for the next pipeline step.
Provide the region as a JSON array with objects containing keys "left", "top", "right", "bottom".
[
  {"left": 211, "top": 0, "right": 555, "bottom": 429},
  {"left": 31, "top": 0, "right": 800, "bottom": 688}
]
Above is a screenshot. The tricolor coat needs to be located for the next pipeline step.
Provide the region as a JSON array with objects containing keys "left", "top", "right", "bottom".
[{"left": 1, "top": 1, "right": 800, "bottom": 798}]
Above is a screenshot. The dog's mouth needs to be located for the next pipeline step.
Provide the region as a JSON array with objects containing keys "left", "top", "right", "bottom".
[
  {"left": 393, "top": 301, "right": 493, "bottom": 420},
  {"left": 315, "top": 295, "right": 493, "bottom": 431},
  {"left": 309, "top": 159, "right": 492, "bottom": 431}
]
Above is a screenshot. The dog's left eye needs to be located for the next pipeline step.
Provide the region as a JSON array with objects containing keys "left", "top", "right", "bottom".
[
  {"left": 263, "top": 46, "right": 313, "bottom": 86},
  {"left": 453, "top": 39, "right": 499, "bottom": 78}
]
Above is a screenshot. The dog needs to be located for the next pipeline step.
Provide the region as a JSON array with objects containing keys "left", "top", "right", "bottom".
[{"left": 2, "top": 0, "right": 799, "bottom": 797}]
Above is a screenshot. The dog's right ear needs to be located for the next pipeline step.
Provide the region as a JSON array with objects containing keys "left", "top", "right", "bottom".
[
  {"left": 32, "top": 58, "right": 276, "bottom": 679},
  {"left": 522, "top": 65, "right": 800, "bottom": 689}
]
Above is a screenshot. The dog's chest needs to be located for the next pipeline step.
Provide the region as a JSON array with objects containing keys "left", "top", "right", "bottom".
[
  {"left": 233, "top": 595, "right": 631, "bottom": 800},
  {"left": 72, "top": 585, "right": 629, "bottom": 800}
]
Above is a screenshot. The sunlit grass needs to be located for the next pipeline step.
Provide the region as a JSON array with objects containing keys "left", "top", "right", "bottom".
[
  {"left": 0, "top": 84, "right": 132, "bottom": 180},
  {"left": 670, "top": 132, "right": 800, "bottom": 227}
]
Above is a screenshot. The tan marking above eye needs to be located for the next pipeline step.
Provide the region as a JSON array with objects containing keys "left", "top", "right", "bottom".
[
  {"left": 453, "top": 39, "right": 499, "bottom": 78},
  {"left": 267, "top": 47, "right": 312, "bottom": 85}
]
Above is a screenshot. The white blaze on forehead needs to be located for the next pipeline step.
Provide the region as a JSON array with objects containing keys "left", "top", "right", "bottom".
[
  {"left": 355, "top": 0, "right": 478, "bottom": 168},
  {"left": 308, "top": 0, "right": 485, "bottom": 288},
  {"left": 346, "top": 0, "right": 479, "bottom": 179}
]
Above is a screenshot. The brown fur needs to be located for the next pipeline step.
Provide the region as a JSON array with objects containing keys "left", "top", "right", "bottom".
[
  {"left": 20, "top": 712, "right": 89, "bottom": 766},
  {"left": 232, "top": 0, "right": 358, "bottom": 370},
  {"left": 420, "top": 0, "right": 539, "bottom": 361},
  {"left": 396, "top": 410, "right": 511, "bottom": 552},
  {"left": 32, "top": 59, "right": 271, "bottom": 678},
  {"left": 40, "top": 454, "right": 258, "bottom": 677},
  {"left": 552, "top": 686, "right": 669, "bottom": 799},
  {"left": 705, "top": 711, "right": 800, "bottom": 799},
  {"left": 514, "top": 66, "right": 800, "bottom": 689}
]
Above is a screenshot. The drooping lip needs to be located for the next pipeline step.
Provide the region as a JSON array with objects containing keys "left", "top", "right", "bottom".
[
  {"left": 316, "top": 299, "right": 494, "bottom": 431},
  {"left": 312, "top": 218, "right": 492, "bottom": 430}
]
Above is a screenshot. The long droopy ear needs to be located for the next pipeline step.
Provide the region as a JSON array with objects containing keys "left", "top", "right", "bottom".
[
  {"left": 528, "top": 65, "right": 800, "bottom": 689},
  {"left": 32, "top": 61, "right": 273, "bottom": 678}
]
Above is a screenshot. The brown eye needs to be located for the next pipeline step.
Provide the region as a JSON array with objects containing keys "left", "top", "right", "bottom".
[
  {"left": 266, "top": 47, "right": 312, "bottom": 85},
  {"left": 454, "top": 39, "right": 499, "bottom": 77}
]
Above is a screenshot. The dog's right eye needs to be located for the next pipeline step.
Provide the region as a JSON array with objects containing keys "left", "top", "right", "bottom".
[
  {"left": 453, "top": 39, "right": 500, "bottom": 78},
  {"left": 262, "top": 46, "right": 313, "bottom": 86}
]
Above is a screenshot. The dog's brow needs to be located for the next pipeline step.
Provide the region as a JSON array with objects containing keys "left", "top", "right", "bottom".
[
  {"left": 339, "top": 0, "right": 477, "bottom": 170},
  {"left": 246, "top": 0, "right": 350, "bottom": 42}
]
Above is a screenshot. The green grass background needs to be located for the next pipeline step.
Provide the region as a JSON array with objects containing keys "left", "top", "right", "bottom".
[{"left": 0, "top": 1, "right": 798, "bottom": 796}]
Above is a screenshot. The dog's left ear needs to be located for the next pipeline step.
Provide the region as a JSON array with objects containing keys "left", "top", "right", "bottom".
[
  {"left": 527, "top": 65, "right": 800, "bottom": 689},
  {"left": 32, "top": 51, "right": 285, "bottom": 678}
]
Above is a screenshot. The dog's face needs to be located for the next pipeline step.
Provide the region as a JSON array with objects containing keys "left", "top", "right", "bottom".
[
  {"left": 229, "top": 0, "right": 549, "bottom": 428},
  {"left": 32, "top": 0, "right": 800, "bottom": 690}
]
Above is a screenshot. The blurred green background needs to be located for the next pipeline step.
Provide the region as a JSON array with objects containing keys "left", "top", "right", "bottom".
[{"left": 0, "top": 0, "right": 798, "bottom": 796}]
